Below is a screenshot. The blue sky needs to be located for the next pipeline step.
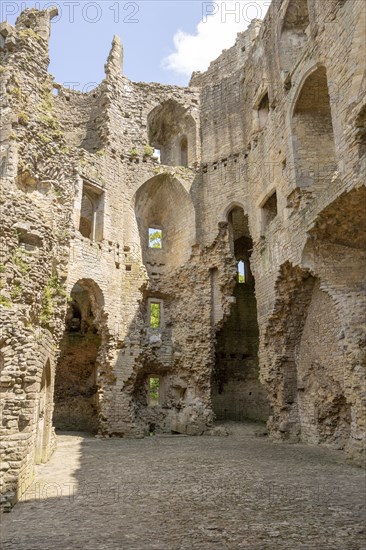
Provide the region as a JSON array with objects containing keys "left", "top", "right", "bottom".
[{"left": 2, "top": 1, "right": 270, "bottom": 88}]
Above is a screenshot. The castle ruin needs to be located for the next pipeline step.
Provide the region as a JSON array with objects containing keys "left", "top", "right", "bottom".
[{"left": 0, "top": 0, "right": 365, "bottom": 511}]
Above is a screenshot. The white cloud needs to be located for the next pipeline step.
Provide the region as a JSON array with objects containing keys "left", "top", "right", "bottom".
[{"left": 162, "top": 1, "right": 271, "bottom": 77}]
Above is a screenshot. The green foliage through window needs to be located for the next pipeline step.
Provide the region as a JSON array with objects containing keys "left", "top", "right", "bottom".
[
  {"left": 149, "top": 377, "right": 160, "bottom": 405},
  {"left": 150, "top": 302, "right": 161, "bottom": 328},
  {"left": 238, "top": 260, "right": 245, "bottom": 283},
  {"left": 149, "top": 228, "right": 162, "bottom": 249}
]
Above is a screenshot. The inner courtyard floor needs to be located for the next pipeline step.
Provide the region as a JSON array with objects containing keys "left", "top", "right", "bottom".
[{"left": 1, "top": 423, "right": 365, "bottom": 549}]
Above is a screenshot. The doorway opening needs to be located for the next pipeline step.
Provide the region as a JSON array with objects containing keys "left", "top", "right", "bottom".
[
  {"left": 54, "top": 281, "right": 103, "bottom": 433},
  {"left": 212, "top": 206, "right": 270, "bottom": 422}
]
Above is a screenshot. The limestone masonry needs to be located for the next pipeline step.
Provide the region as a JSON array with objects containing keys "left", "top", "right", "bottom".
[{"left": 0, "top": 0, "right": 365, "bottom": 510}]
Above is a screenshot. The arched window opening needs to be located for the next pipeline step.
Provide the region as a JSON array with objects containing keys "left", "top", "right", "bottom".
[
  {"left": 280, "top": 0, "right": 310, "bottom": 76},
  {"left": 78, "top": 182, "right": 104, "bottom": 242},
  {"left": 180, "top": 135, "right": 188, "bottom": 166},
  {"left": 134, "top": 174, "right": 196, "bottom": 271},
  {"left": 292, "top": 66, "right": 338, "bottom": 190},
  {"left": 227, "top": 207, "right": 253, "bottom": 279}
]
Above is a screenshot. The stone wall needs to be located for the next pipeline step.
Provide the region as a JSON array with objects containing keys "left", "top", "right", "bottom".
[
  {"left": 0, "top": 8, "right": 75, "bottom": 509},
  {"left": 190, "top": 0, "right": 365, "bottom": 464}
]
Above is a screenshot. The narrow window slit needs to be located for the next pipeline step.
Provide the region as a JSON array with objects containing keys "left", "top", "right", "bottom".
[
  {"left": 148, "top": 376, "right": 160, "bottom": 407},
  {"left": 150, "top": 302, "right": 161, "bottom": 328},
  {"left": 238, "top": 260, "right": 245, "bottom": 283}
]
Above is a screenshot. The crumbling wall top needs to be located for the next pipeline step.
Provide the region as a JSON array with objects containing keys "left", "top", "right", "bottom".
[
  {"left": 15, "top": 7, "right": 58, "bottom": 42},
  {"left": 190, "top": 19, "right": 262, "bottom": 87},
  {"left": 105, "top": 35, "right": 123, "bottom": 78}
]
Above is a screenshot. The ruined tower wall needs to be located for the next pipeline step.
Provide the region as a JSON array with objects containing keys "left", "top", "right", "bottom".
[
  {"left": 0, "top": 8, "right": 76, "bottom": 508},
  {"left": 191, "top": 0, "right": 366, "bottom": 461}
]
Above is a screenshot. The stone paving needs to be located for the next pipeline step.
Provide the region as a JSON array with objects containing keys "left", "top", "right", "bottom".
[{"left": 1, "top": 423, "right": 365, "bottom": 549}]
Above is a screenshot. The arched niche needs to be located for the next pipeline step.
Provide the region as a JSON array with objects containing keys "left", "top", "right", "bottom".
[
  {"left": 291, "top": 65, "right": 338, "bottom": 190},
  {"left": 147, "top": 100, "right": 197, "bottom": 166},
  {"left": 78, "top": 182, "right": 105, "bottom": 242},
  {"left": 296, "top": 278, "right": 351, "bottom": 447},
  {"left": 54, "top": 279, "right": 104, "bottom": 433},
  {"left": 279, "top": 0, "right": 310, "bottom": 77},
  {"left": 134, "top": 174, "right": 196, "bottom": 271}
]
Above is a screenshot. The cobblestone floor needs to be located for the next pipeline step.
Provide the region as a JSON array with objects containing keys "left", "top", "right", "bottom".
[{"left": 1, "top": 423, "right": 365, "bottom": 549}]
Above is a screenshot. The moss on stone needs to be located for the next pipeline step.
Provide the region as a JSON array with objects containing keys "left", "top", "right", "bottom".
[
  {"left": 10, "top": 86, "right": 21, "bottom": 100},
  {"left": 18, "top": 112, "right": 30, "bottom": 126},
  {"left": 143, "top": 144, "right": 154, "bottom": 158},
  {"left": 40, "top": 285, "right": 54, "bottom": 326},
  {"left": 10, "top": 283, "right": 22, "bottom": 300},
  {"left": 12, "top": 249, "right": 30, "bottom": 275},
  {"left": 0, "top": 295, "right": 12, "bottom": 308},
  {"left": 39, "top": 114, "right": 58, "bottom": 130},
  {"left": 18, "top": 28, "right": 42, "bottom": 41},
  {"left": 39, "top": 134, "right": 52, "bottom": 144}
]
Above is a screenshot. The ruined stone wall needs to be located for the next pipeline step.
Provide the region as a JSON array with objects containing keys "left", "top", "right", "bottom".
[
  {"left": 191, "top": 0, "right": 365, "bottom": 463},
  {"left": 0, "top": 0, "right": 365, "bottom": 511},
  {"left": 0, "top": 8, "right": 76, "bottom": 509},
  {"left": 212, "top": 281, "right": 270, "bottom": 422},
  {"left": 297, "top": 280, "right": 351, "bottom": 447},
  {"left": 53, "top": 85, "right": 106, "bottom": 153},
  {"left": 1, "top": 2, "right": 231, "bottom": 459}
]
